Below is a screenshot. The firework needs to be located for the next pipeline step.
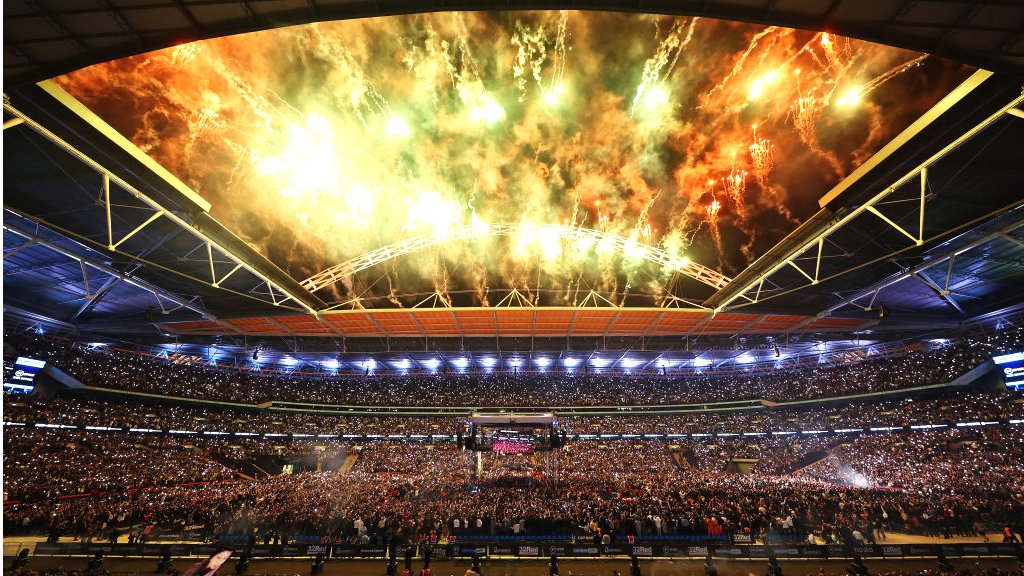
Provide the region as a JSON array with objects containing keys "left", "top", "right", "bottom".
[
  {"left": 723, "top": 155, "right": 747, "bottom": 217},
  {"left": 838, "top": 54, "right": 930, "bottom": 108},
  {"left": 818, "top": 33, "right": 851, "bottom": 74},
  {"left": 749, "top": 123, "right": 775, "bottom": 189},
  {"left": 170, "top": 43, "right": 199, "bottom": 67},
  {"left": 546, "top": 11, "right": 570, "bottom": 104},
  {"left": 444, "top": 13, "right": 506, "bottom": 126},
  {"left": 54, "top": 14, "right": 962, "bottom": 308},
  {"left": 189, "top": 108, "right": 222, "bottom": 135},
  {"left": 705, "top": 26, "right": 777, "bottom": 106},
  {"left": 746, "top": 69, "right": 780, "bottom": 101},
  {"left": 633, "top": 190, "right": 660, "bottom": 244},
  {"left": 789, "top": 70, "right": 821, "bottom": 146},
  {"left": 511, "top": 19, "right": 548, "bottom": 102},
  {"left": 631, "top": 17, "right": 697, "bottom": 115},
  {"left": 706, "top": 196, "right": 723, "bottom": 254}
]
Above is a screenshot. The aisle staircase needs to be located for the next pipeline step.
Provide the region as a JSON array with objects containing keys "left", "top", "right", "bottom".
[
  {"left": 786, "top": 450, "right": 830, "bottom": 475},
  {"left": 670, "top": 449, "right": 696, "bottom": 470},
  {"left": 208, "top": 451, "right": 274, "bottom": 479},
  {"left": 338, "top": 453, "right": 359, "bottom": 473}
]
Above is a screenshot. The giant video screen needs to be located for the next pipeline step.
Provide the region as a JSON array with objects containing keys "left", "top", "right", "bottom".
[
  {"left": 4, "top": 356, "right": 46, "bottom": 394},
  {"left": 993, "top": 352, "right": 1024, "bottom": 391}
]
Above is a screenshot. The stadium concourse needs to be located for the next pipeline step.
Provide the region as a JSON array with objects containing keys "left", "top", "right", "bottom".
[{"left": 5, "top": 1, "right": 1024, "bottom": 575}]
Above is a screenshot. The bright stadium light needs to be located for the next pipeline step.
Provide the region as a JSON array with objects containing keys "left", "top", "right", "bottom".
[
  {"left": 480, "top": 357, "right": 497, "bottom": 368},
  {"left": 562, "top": 357, "right": 580, "bottom": 368},
  {"left": 322, "top": 358, "right": 340, "bottom": 370},
  {"left": 425, "top": 358, "right": 440, "bottom": 371},
  {"left": 281, "top": 356, "right": 298, "bottom": 367},
  {"left": 363, "top": 359, "right": 377, "bottom": 371},
  {"left": 621, "top": 358, "right": 641, "bottom": 369},
  {"left": 591, "top": 357, "right": 609, "bottom": 368},
  {"left": 535, "top": 357, "right": 551, "bottom": 367},
  {"left": 453, "top": 357, "right": 469, "bottom": 369},
  {"left": 694, "top": 356, "right": 712, "bottom": 368}
]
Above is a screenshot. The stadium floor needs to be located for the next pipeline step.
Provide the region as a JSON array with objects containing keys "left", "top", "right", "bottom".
[{"left": 6, "top": 556, "right": 1021, "bottom": 576}]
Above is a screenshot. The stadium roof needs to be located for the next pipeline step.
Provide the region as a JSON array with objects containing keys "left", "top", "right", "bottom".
[{"left": 4, "top": 5, "right": 1024, "bottom": 348}]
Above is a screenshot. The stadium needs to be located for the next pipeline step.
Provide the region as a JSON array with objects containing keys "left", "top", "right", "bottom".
[{"left": 3, "top": 2, "right": 1024, "bottom": 575}]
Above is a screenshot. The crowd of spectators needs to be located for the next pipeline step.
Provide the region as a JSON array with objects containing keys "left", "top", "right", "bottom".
[
  {"left": 4, "top": 327, "right": 1021, "bottom": 406},
  {"left": 2, "top": 396, "right": 461, "bottom": 435},
  {"left": 565, "top": 389, "right": 1024, "bottom": 435},
  {"left": 5, "top": 388, "right": 1021, "bottom": 437},
  {"left": 4, "top": 424, "right": 1023, "bottom": 547},
  {"left": 2, "top": 429, "right": 234, "bottom": 501},
  {"left": 800, "top": 427, "right": 1024, "bottom": 496},
  {"left": 3, "top": 327, "right": 1023, "bottom": 552}
]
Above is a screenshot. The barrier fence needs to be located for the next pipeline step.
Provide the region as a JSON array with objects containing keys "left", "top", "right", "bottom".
[{"left": 26, "top": 542, "right": 1024, "bottom": 560}]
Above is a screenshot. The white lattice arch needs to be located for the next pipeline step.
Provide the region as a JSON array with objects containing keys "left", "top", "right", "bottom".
[{"left": 300, "top": 223, "right": 730, "bottom": 292}]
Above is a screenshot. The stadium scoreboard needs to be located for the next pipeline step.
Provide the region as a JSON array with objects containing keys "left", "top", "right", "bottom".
[
  {"left": 4, "top": 357, "right": 46, "bottom": 394},
  {"left": 993, "top": 352, "right": 1024, "bottom": 391}
]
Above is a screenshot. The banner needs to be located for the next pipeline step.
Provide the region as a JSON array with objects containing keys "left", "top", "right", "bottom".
[
  {"left": 798, "top": 545, "right": 827, "bottom": 558},
  {"left": 304, "top": 545, "right": 329, "bottom": 557},
  {"left": 27, "top": 541, "right": 1023, "bottom": 559},
  {"left": 516, "top": 545, "right": 541, "bottom": 557},
  {"left": 826, "top": 545, "right": 849, "bottom": 558},
  {"left": 427, "top": 545, "right": 448, "bottom": 560},
  {"left": 631, "top": 545, "right": 654, "bottom": 557},
  {"left": 713, "top": 546, "right": 744, "bottom": 558},
  {"left": 881, "top": 545, "right": 904, "bottom": 558},
  {"left": 330, "top": 545, "right": 356, "bottom": 558},
  {"left": 766, "top": 546, "right": 802, "bottom": 558},
  {"left": 358, "top": 547, "right": 387, "bottom": 558}
]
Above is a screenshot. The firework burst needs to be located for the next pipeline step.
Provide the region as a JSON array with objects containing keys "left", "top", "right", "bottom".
[{"left": 749, "top": 123, "right": 775, "bottom": 189}]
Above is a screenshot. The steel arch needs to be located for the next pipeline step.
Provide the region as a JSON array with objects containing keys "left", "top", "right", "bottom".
[{"left": 301, "top": 223, "right": 730, "bottom": 293}]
